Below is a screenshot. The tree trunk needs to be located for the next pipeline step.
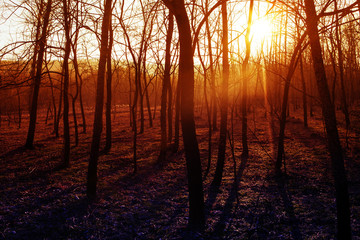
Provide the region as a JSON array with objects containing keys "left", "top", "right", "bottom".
[
  {"left": 275, "top": 38, "right": 303, "bottom": 174},
  {"left": 300, "top": 56, "right": 308, "bottom": 127},
  {"left": 159, "top": 12, "right": 173, "bottom": 160},
  {"left": 17, "top": 88, "right": 21, "bottom": 129},
  {"left": 304, "top": 0, "right": 351, "bottom": 238},
  {"left": 105, "top": 20, "right": 114, "bottom": 153},
  {"left": 241, "top": 0, "right": 254, "bottom": 158},
  {"left": 25, "top": 0, "right": 52, "bottom": 149},
  {"left": 87, "top": 0, "right": 112, "bottom": 200},
  {"left": 79, "top": 76, "right": 86, "bottom": 133},
  {"left": 212, "top": 0, "right": 229, "bottom": 186},
  {"left": 173, "top": 79, "right": 180, "bottom": 152},
  {"left": 163, "top": 0, "right": 205, "bottom": 229},
  {"left": 334, "top": 0, "right": 350, "bottom": 129},
  {"left": 62, "top": 0, "right": 71, "bottom": 168}
]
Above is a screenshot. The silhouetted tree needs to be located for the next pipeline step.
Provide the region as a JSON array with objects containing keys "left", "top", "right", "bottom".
[
  {"left": 162, "top": 0, "right": 205, "bottom": 229},
  {"left": 241, "top": 0, "right": 254, "bottom": 158},
  {"left": 87, "top": 0, "right": 112, "bottom": 200},
  {"left": 159, "top": 12, "right": 173, "bottom": 161},
  {"left": 212, "top": 0, "right": 229, "bottom": 187},
  {"left": 25, "top": 0, "right": 52, "bottom": 149},
  {"left": 104, "top": 15, "right": 114, "bottom": 153},
  {"left": 304, "top": 0, "right": 351, "bottom": 238},
  {"left": 61, "top": 0, "right": 71, "bottom": 167}
]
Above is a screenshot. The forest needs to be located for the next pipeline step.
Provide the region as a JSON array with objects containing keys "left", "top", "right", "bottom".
[{"left": 0, "top": 0, "right": 359, "bottom": 239}]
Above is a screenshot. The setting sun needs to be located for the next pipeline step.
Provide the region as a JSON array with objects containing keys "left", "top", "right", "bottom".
[{"left": 250, "top": 17, "right": 273, "bottom": 49}]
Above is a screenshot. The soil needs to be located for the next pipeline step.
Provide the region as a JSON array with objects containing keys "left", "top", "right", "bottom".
[{"left": 0, "top": 105, "right": 359, "bottom": 239}]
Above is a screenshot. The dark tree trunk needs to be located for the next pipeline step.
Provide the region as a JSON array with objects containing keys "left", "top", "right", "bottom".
[
  {"left": 62, "top": 0, "right": 71, "bottom": 168},
  {"left": 334, "top": 0, "right": 350, "bottom": 129},
  {"left": 163, "top": 0, "right": 205, "bottom": 229},
  {"left": 167, "top": 75, "right": 173, "bottom": 143},
  {"left": 55, "top": 79, "right": 62, "bottom": 138},
  {"left": 205, "top": 6, "right": 217, "bottom": 132},
  {"left": 300, "top": 56, "right": 308, "bottom": 127},
  {"left": 87, "top": 0, "right": 112, "bottom": 200},
  {"left": 212, "top": 0, "right": 229, "bottom": 186},
  {"left": 159, "top": 12, "right": 173, "bottom": 161},
  {"left": 25, "top": 0, "right": 52, "bottom": 149},
  {"left": 143, "top": 52, "right": 153, "bottom": 128},
  {"left": 71, "top": 45, "right": 80, "bottom": 147},
  {"left": 275, "top": 39, "right": 303, "bottom": 174},
  {"left": 304, "top": 0, "right": 351, "bottom": 238},
  {"left": 241, "top": 0, "right": 254, "bottom": 158},
  {"left": 17, "top": 88, "right": 21, "bottom": 129},
  {"left": 79, "top": 76, "right": 86, "bottom": 133},
  {"left": 105, "top": 21, "right": 114, "bottom": 153},
  {"left": 173, "top": 79, "right": 180, "bottom": 152}
]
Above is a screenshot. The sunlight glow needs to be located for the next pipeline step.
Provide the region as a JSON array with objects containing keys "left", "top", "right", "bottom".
[{"left": 250, "top": 17, "right": 273, "bottom": 50}]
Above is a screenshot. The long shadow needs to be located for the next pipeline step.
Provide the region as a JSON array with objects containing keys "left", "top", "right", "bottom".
[
  {"left": 276, "top": 175, "right": 303, "bottom": 240},
  {"left": 104, "top": 148, "right": 185, "bottom": 189},
  {"left": 0, "top": 146, "right": 27, "bottom": 161},
  {"left": 99, "top": 149, "right": 192, "bottom": 238},
  {"left": 209, "top": 155, "right": 248, "bottom": 237},
  {"left": 4, "top": 197, "right": 89, "bottom": 239}
]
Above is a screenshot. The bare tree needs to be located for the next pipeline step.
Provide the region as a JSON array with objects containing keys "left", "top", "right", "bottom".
[
  {"left": 25, "top": 0, "right": 52, "bottom": 149},
  {"left": 304, "top": 0, "right": 351, "bottom": 238},
  {"left": 159, "top": 12, "right": 174, "bottom": 161},
  {"left": 104, "top": 14, "right": 114, "bottom": 153},
  {"left": 212, "top": 0, "right": 229, "bottom": 186},
  {"left": 241, "top": 0, "right": 254, "bottom": 158},
  {"left": 87, "top": 0, "right": 112, "bottom": 200},
  {"left": 162, "top": 0, "right": 205, "bottom": 229},
  {"left": 61, "top": 0, "right": 71, "bottom": 167}
]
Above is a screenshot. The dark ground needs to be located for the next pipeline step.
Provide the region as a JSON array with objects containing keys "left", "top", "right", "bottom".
[{"left": 0, "top": 105, "right": 359, "bottom": 239}]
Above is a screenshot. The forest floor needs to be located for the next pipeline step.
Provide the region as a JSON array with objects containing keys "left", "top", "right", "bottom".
[{"left": 0, "top": 105, "right": 360, "bottom": 239}]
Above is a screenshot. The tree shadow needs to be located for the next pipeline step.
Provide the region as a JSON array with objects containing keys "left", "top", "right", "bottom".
[
  {"left": 209, "top": 155, "right": 248, "bottom": 238},
  {"left": 0, "top": 146, "right": 27, "bottom": 161},
  {"left": 276, "top": 174, "right": 303, "bottom": 240},
  {"left": 4, "top": 197, "right": 89, "bottom": 239}
]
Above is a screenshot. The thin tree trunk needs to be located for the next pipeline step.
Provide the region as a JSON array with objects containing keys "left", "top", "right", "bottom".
[
  {"left": 17, "top": 88, "right": 21, "bottom": 129},
  {"left": 159, "top": 12, "right": 173, "bottom": 160},
  {"left": 275, "top": 37, "right": 303, "bottom": 174},
  {"left": 334, "top": 0, "right": 350, "bottom": 129},
  {"left": 87, "top": 0, "right": 112, "bottom": 200},
  {"left": 167, "top": 71, "right": 173, "bottom": 143},
  {"left": 241, "top": 0, "right": 254, "bottom": 158},
  {"left": 173, "top": 79, "right": 180, "bottom": 152},
  {"left": 212, "top": 0, "right": 229, "bottom": 186},
  {"left": 205, "top": 5, "right": 217, "bottom": 132},
  {"left": 300, "top": 56, "right": 308, "bottom": 127},
  {"left": 79, "top": 76, "right": 86, "bottom": 133},
  {"left": 62, "top": 0, "right": 71, "bottom": 168},
  {"left": 105, "top": 20, "right": 114, "bottom": 153},
  {"left": 25, "top": 0, "right": 52, "bottom": 149},
  {"left": 143, "top": 52, "right": 153, "bottom": 128}
]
